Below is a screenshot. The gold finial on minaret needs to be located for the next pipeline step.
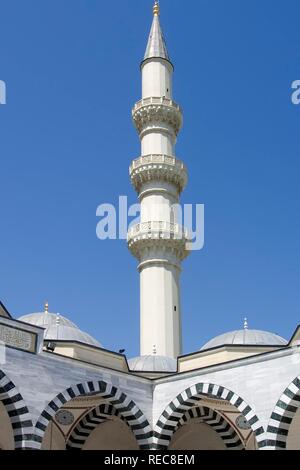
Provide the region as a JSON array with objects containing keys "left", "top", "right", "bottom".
[
  {"left": 44, "top": 302, "right": 49, "bottom": 313},
  {"left": 153, "top": 1, "right": 160, "bottom": 16}
]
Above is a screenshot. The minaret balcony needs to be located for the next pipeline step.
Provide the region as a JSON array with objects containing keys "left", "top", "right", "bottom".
[
  {"left": 129, "top": 154, "right": 188, "bottom": 194},
  {"left": 127, "top": 221, "right": 190, "bottom": 262},
  {"left": 132, "top": 97, "right": 183, "bottom": 137}
]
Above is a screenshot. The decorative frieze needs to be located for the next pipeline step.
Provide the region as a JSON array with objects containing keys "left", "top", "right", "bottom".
[
  {"left": 132, "top": 97, "right": 183, "bottom": 136},
  {"left": 130, "top": 154, "right": 188, "bottom": 193},
  {"left": 127, "top": 221, "right": 189, "bottom": 262},
  {"left": 0, "top": 322, "right": 36, "bottom": 353}
]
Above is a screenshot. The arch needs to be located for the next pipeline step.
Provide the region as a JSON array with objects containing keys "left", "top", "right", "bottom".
[
  {"left": 0, "top": 369, "right": 35, "bottom": 449},
  {"left": 153, "top": 382, "right": 265, "bottom": 449},
  {"left": 67, "top": 404, "right": 122, "bottom": 450},
  {"left": 266, "top": 376, "right": 300, "bottom": 449},
  {"left": 175, "top": 406, "right": 244, "bottom": 450},
  {"left": 33, "top": 380, "right": 152, "bottom": 449}
]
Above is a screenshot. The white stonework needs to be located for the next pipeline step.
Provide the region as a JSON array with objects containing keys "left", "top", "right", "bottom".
[{"left": 130, "top": 154, "right": 187, "bottom": 194}]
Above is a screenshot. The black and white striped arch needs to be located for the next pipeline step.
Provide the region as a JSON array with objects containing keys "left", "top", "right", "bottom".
[
  {"left": 153, "top": 382, "right": 266, "bottom": 449},
  {"left": 0, "top": 370, "right": 36, "bottom": 449},
  {"left": 33, "top": 380, "right": 152, "bottom": 449},
  {"left": 67, "top": 403, "right": 123, "bottom": 450},
  {"left": 266, "top": 376, "right": 300, "bottom": 449},
  {"left": 176, "top": 406, "right": 244, "bottom": 449}
]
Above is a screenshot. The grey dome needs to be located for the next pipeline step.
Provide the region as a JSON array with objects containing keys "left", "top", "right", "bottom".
[
  {"left": 18, "top": 312, "right": 101, "bottom": 348},
  {"left": 128, "top": 355, "right": 177, "bottom": 372},
  {"left": 201, "top": 329, "right": 287, "bottom": 351}
]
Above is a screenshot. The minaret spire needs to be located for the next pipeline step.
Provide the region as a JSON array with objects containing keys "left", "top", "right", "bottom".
[{"left": 144, "top": 1, "right": 170, "bottom": 63}]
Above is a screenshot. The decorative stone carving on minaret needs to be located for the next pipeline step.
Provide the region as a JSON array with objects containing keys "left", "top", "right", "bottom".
[{"left": 128, "top": 2, "right": 190, "bottom": 359}]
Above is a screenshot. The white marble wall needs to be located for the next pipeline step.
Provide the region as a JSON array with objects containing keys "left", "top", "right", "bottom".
[
  {"left": 153, "top": 346, "right": 300, "bottom": 440},
  {"left": 2, "top": 347, "right": 153, "bottom": 427}
]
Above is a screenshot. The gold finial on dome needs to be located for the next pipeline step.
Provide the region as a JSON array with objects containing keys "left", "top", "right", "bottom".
[
  {"left": 44, "top": 302, "right": 49, "bottom": 313},
  {"left": 153, "top": 1, "right": 160, "bottom": 16}
]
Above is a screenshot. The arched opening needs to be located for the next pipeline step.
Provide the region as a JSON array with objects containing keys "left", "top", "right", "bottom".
[
  {"left": 267, "top": 376, "right": 300, "bottom": 449},
  {"left": 0, "top": 401, "right": 14, "bottom": 449},
  {"left": 66, "top": 403, "right": 139, "bottom": 450},
  {"left": 169, "top": 406, "right": 243, "bottom": 450},
  {"left": 82, "top": 420, "right": 139, "bottom": 450},
  {"left": 0, "top": 369, "right": 34, "bottom": 449},
  {"left": 153, "top": 383, "right": 264, "bottom": 450},
  {"left": 286, "top": 407, "right": 300, "bottom": 449},
  {"left": 170, "top": 421, "right": 226, "bottom": 450},
  {"left": 34, "top": 380, "right": 151, "bottom": 450}
]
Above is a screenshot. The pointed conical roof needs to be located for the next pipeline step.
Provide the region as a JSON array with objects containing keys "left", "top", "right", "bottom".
[{"left": 143, "top": 4, "right": 171, "bottom": 64}]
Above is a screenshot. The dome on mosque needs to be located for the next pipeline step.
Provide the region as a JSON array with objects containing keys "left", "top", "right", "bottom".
[
  {"left": 201, "top": 324, "right": 287, "bottom": 351},
  {"left": 128, "top": 355, "right": 177, "bottom": 372},
  {"left": 18, "top": 308, "right": 102, "bottom": 348}
]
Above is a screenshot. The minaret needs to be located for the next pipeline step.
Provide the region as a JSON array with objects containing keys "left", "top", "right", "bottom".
[{"left": 128, "top": 2, "right": 189, "bottom": 359}]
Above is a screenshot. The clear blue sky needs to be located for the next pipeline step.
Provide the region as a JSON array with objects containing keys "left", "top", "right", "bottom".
[{"left": 1, "top": 0, "right": 300, "bottom": 358}]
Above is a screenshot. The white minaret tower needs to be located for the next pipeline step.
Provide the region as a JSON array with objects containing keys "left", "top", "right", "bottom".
[{"left": 128, "top": 2, "right": 189, "bottom": 359}]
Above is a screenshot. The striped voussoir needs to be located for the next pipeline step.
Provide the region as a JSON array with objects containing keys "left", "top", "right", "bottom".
[
  {"left": 177, "top": 406, "right": 244, "bottom": 449},
  {"left": 67, "top": 403, "right": 123, "bottom": 450},
  {"left": 153, "top": 383, "right": 265, "bottom": 450},
  {"left": 33, "top": 380, "right": 152, "bottom": 449},
  {"left": 0, "top": 370, "right": 36, "bottom": 449},
  {"left": 265, "top": 376, "right": 300, "bottom": 449}
]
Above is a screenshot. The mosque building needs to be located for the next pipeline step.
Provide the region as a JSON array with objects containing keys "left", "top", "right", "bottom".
[{"left": 1, "top": 2, "right": 300, "bottom": 451}]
